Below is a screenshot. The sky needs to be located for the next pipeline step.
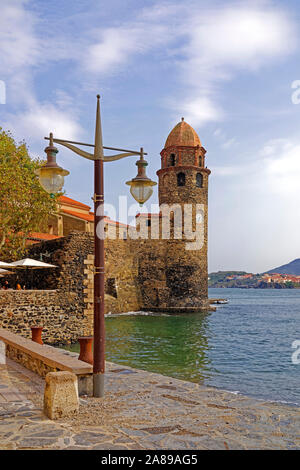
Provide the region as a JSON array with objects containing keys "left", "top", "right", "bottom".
[{"left": 0, "top": 0, "right": 300, "bottom": 273}]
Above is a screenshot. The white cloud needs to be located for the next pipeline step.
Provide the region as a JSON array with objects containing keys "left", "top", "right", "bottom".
[
  {"left": 262, "top": 139, "right": 300, "bottom": 197},
  {"left": 80, "top": 2, "right": 297, "bottom": 125},
  {"left": 2, "top": 1, "right": 295, "bottom": 131},
  {"left": 174, "top": 3, "right": 297, "bottom": 125},
  {"left": 187, "top": 6, "right": 295, "bottom": 70},
  {"left": 82, "top": 1, "right": 296, "bottom": 126},
  {"left": 212, "top": 164, "right": 245, "bottom": 177},
  {"left": 83, "top": 23, "right": 171, "bottom": 75},
  {"left": 0, "top": 1, "right": 83, "bottom": 151},
  {"left": 222, "top": 138, "right": 237, "bottom": 149},
  {"left": 6, "top": 101, "right": 83, "bottom": 142},
  {"left": 168, "top": 96, "right": 224, "bottom": 126},
  {"left": 0, "top": 1, "right": 40, "bottom": 75},
  {"left": 214, "top": 137, "right": 300, "bottom": 196},
  {"left": 213, "top": 128, "right": 224, "bottom": 137},
  {"left": 84, "top": 28, "right": 139, "bottom": 74}
]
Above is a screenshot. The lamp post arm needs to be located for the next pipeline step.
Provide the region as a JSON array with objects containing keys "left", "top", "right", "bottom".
[
  {"left": 45, "top": 138, "right": 147, "bottom": 162},
  {"left": 51, "top": 140, "right": 96, "bottom": 161},
  {"left": 103, "top": 152, "right": 140, "bottom": 162},
  {"left": 45, "top": 137, "right": 147, "bottom": 155}
]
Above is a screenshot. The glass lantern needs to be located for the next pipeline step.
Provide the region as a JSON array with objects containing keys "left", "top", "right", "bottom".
[
  {"left": 35, "top": 166, "right": 69, "bottom": 194},
  {"left": 35, "top": 133, "right": 69, "bottom": 196},
  {"left": 126, "top": 154, "right": 157, "bottom": 206}
]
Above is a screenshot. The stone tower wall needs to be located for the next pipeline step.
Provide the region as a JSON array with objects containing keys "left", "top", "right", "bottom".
[{"left": 151, "top": 140, "right": 211, "bottom": 311}]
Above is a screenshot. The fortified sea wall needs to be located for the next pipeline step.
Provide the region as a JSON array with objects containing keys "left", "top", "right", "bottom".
[
  {"left": 0, "top": 227, "right": 211, "bottom": 343},
  {"left": 0, "top": 290, "right": 89, "bottom": 344},
  {"left": 0, "top": 232, "right": 141, "bottom": 344}
]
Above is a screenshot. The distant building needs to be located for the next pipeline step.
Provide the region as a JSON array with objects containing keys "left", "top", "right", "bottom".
[{"left": 47, "top": 195, "right": 130, "bottom": 239}]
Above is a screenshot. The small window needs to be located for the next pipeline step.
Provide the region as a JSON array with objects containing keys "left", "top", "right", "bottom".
[
  {"left": 196, "top": 173, "right": 203, "bottom": 188},
  {"left": 177, "top": 172, "right": 186, "bottom": 186},
  {"left": 170, "top": 154, "right": 176, "bottom": 166},
  {"left": 146, "top": 219, "right": 151, "bottom": 227}
]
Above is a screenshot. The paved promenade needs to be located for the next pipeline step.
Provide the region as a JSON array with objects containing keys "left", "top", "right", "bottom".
[{"left": 0, "top": 357, "right": 299, "bottom": 450}]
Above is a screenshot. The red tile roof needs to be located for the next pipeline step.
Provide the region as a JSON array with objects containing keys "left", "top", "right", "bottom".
[
  {"left": 62, "top": 209, "right": 131, "bottom": 228},
  {"left": 58, "top": 195, "right": 91, "bottom": 210},
  {"left": 62, "top": 208, "right": 95, "bottom": 222},
  {"left": 27, "top": 232, "right": 62, "bottom": 240},
  {"left": 164, "top": 120, "right": 201, "bottom": 148}
]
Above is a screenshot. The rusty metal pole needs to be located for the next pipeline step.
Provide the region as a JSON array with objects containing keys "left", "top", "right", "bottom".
[{"left": 93, "top": 95, "right": 105, "bottom": 397}]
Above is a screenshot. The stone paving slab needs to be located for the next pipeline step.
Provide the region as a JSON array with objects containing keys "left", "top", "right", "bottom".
[{"left": 0, "top": 358, "right": 299, "bottom": 450}]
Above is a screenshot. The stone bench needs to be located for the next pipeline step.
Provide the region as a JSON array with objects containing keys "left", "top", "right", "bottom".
[{"left": 0, "top": 328, "right": 92, "bottom": 396}]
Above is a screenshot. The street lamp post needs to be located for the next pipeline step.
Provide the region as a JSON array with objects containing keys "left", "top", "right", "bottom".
[{"left": 35, "top": 95, "right": 156, "bottom": 397}]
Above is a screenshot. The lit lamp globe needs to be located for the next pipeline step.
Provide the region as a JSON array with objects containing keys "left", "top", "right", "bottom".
[
  {"left": 126, "top": 154, "right": 157, "bottom": 206},
  {"left": 35, "top": 133, "right": 69, "bottom": 196}
]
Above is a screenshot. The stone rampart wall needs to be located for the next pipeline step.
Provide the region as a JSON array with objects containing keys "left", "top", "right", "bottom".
[{"left": 0, "top": 290, "right": 90, "bottom": 344}]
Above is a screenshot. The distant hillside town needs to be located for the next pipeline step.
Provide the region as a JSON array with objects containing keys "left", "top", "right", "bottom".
[{"left": 209, "top": 260, "right": 300, "bottom": 288}]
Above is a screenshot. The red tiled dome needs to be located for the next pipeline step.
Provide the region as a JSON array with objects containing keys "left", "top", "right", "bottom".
[{"left": 164, "top": 119, "right": 201, "bottom": 148}]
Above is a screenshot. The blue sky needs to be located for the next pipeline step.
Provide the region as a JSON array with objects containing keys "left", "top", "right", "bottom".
[{"left": 1, "top": 0, "right": 300, "bottom": 273}]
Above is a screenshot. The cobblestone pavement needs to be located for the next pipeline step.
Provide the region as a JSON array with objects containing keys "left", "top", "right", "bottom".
[{"left": 0, "top": 358, "right": 299, "bottom": 450}]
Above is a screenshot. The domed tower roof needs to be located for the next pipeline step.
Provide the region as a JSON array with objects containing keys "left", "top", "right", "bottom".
[{"left": 164, "top": 118, "right": 201, "bottom": 149}]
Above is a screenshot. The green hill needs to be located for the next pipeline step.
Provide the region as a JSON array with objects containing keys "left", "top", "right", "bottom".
[{"left": 208, "top": 271, "right": 247, "bottom": 286}]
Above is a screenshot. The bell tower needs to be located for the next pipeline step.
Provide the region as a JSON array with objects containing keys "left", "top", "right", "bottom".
[{"left": 155, "top": 118, "right": 211, "bottom": 311}]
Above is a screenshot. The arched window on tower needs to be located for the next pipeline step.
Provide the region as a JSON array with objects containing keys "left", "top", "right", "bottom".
[
  {"left": 196, "top": 173, "right": 203, "bottom": 188},
  {"left": 198, "top": 155, "right": 202, "bottom": 167},
  {"left": 177, "top": 172, "right": 186, "bottom": 187},
  {"left": 170, "top": 154, "right": 176, "bottom": 166}
]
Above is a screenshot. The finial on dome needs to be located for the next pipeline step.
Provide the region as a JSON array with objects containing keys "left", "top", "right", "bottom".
[{"left": 181, "top": 117, "right": 184, "bottom": 121}]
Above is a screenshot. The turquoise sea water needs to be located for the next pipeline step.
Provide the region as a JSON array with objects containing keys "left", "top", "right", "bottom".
[{"left": 67, "top": 288, "right": 300, "bottom": 405}]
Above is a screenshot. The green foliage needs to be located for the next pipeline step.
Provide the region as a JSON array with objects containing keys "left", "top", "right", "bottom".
[
  {"left": 0, "top": 128, "right": 57, "bottom": 260},
  {"left": 208, "top": 271, "right": 247, "bottom": 286}
]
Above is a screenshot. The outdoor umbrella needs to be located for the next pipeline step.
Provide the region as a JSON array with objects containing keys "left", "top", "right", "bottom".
[
  {"left": 10, "top": 258, "right": 57, "bottom": 268},
  {"left": 0, "top": 269, "right": 15, "bottom": 275},
  {"left": 0, "top": 261, "right": 14, "bottom": 269},
  {"left": 0, "top": 263, "right": 15, "bottom": 284},
  {"left": 10, "top": 258, "right": 57, "bottom": 289},
  {"left": 0, "top": 268, "right": 14, "bottom": 278}
]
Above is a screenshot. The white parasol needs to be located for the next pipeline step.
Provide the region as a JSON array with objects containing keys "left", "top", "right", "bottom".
[
  {"left": 10, "top": 258, "right": 57, "bottom": 268},
  {"left": 0, "top": 261, "right": 14, "bottom": 269},
  {"left": 10, "top": 258, "right": 57, "bottom": 289}
]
